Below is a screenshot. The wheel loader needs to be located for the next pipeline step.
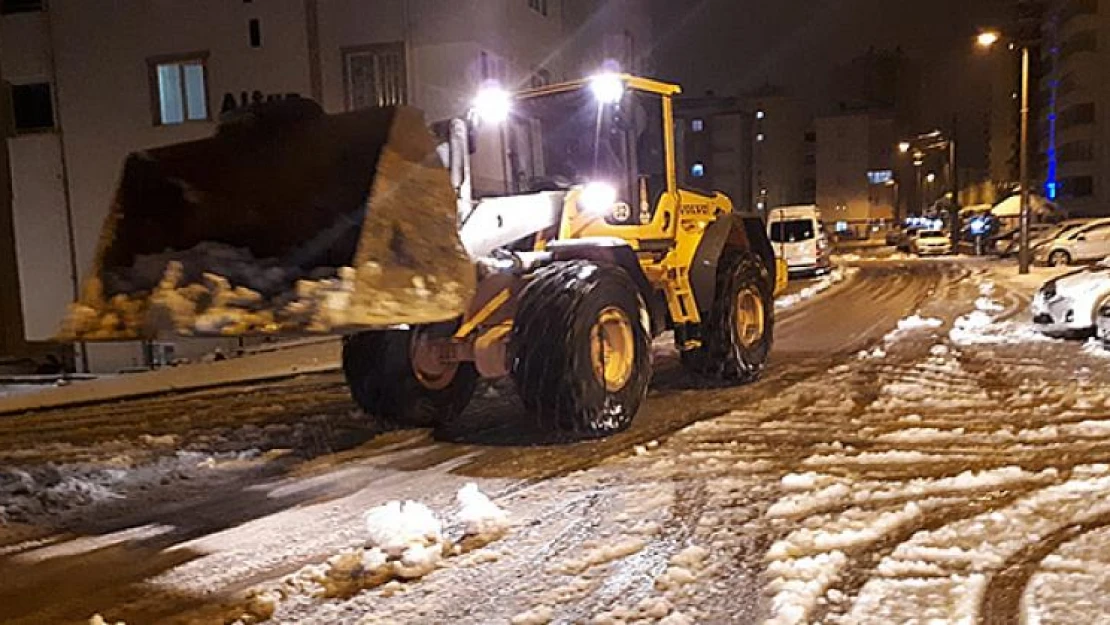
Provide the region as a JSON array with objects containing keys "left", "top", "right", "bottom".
[{"left": 62, "top": 74, "right": 785, "bottom": 438}]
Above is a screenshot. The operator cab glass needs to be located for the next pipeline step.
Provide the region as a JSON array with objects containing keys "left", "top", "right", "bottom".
[{"left": 493, "top": 84, "right": 668, "bottom": 217}]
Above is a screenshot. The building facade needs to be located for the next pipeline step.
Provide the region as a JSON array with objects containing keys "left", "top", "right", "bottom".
[
  {"left": 1041, "top": 0, "right": 1109, "bottom": 217},
  {"left": 1, "top": 0, "right": 643, "bottom": 371},
  {"left": 815, "top": 112, "right": 897, "bottom": 231},
  {"left": 674, "top": 96, "right": 753, "bottom": 212}
]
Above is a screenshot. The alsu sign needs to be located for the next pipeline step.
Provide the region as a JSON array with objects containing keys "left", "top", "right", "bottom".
[{"left": 221, "top": 90, "right": 302, "bottom": 113}]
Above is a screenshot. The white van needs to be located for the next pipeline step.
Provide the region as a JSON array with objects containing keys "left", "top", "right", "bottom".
[{"left": 767, "top": 205, "right": 831, "bottom": 276}]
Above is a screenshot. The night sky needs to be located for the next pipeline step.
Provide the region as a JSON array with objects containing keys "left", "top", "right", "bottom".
[{"left": 648, "top": 0, "right": 1016, "bottom": 164}]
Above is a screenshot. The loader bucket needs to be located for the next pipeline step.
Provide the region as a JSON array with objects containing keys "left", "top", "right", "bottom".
[{"left": 61, "top": 99, "right": 476, "bottom": 341}]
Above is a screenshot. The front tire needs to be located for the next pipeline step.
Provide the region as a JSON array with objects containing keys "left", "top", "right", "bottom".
[
  {"left": 342, "top": 326, "right": 477, "bottom": 429},
  {"left": 681, "top": 252, "right": 773, "bottom": 383},
  {"left": 511, "top": 261, "right": 652, "bottom": 438}
]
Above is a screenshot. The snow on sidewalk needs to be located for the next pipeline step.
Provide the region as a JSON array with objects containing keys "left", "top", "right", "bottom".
[
  {"left": 776, "top": 268, "right": 858, "bottom": 311},
  {"left": 0, "top": 340, "right": 341, "bottom": 415}
]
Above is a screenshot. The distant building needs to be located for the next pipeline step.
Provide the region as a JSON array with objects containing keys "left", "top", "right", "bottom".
[
  {"left": 674, "top": 96, "right": 753, "bottom": 210},
  {"left": 815, "top": 112, "right": 897, "bottom": 232},
  {"left": 744, "top": 87, "right": 814, "bottom": 211},
  {"left": 0, "top": 0, "right": 636, "bottom": 372},
  {"left": 1041, "top": 0, "right": 1109, "bottom": 217}
]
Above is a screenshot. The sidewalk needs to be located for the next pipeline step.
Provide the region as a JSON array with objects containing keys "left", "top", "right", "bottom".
[{"left": 0, "top": 339, "right": 341, "bottom": 416}]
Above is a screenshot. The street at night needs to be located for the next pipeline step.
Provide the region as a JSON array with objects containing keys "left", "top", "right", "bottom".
[
  {"left": 4, "top": 0, "right": 1110, "bottom": 624},
  {"left": 3, "top": 256, "right": 1110, "bottom": 624}
]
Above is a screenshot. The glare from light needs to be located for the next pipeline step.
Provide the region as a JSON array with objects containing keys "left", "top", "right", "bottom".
[
  {"left": 926, "top": 172, "right": 937, "bottom": 183},
  {"left": 472, "top": 85, "right": 511, "bottom": 125},
  {"left": 579, "top": 181, "right": 618, "bottom": 214},
  {"left": 590, "top": 73, "right": 625, "bottom": 105},
  {"left": 898, "top": 141, "right": 912, "bottom": 153},
  {"left": 977, "top": 31, "right": 1001, "bottom": 49}
]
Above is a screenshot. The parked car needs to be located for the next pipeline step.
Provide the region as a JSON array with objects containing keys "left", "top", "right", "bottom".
[
  {"left": 911, "top": 230, "right": 952, "bottom": 256},
  {"left": 991, "top": 224, "right": 1054, "bottom": 258},
  {"left": 1027, "top": 220, "right": 1094, "bottom": 259},
  {"left": 1034, "top": 218, "right": 1110, "bottom": 266},
  {"left": 1031, "top": 259, "right": 1110, "bottom": 338},
  {"left": 767, "top": 205, "right": 831, "bottom": 276},
  {"left": 894, "top": 227, "right": 923, "bottom": 252},
  {"left": 1097, "top": 298, "right": 1110, "bottom": 347}
]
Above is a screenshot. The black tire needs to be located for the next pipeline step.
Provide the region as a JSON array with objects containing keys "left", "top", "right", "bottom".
[
  {"left": 342, "top": 327, "right": 477, "bottom": 429},
  {"left": 681, "top": 252, "right": 773, "bottom": 383},
  {"left": 1049, "top": 250, "right": 1071, "bottom": 267},
  {"left": 511, "top": 261, "right": 652, "bottom": 438}
]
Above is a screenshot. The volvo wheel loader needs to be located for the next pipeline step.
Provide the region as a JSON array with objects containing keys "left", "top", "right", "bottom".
[{"left": 62, "top": 74, "right": 784, "bottom": 438}]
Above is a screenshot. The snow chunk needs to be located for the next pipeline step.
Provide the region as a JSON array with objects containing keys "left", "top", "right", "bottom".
[
  {"left": 456, "top": 483, "right": 509, "bottom": 541},
  {"left": 364, "top": 500, "right": 442, "bottom": 557},
  {"left": 511, "top": 605, "right": 554, "bottom": 624},
  {"left": 558, "top": 537, "right": 646, "bottom": 575},
  {"left": 659, "top": 611, "right": 695, "bottom": 625},
  {"left": 896, "top": 315, "right": 944, "bottom": 331}
]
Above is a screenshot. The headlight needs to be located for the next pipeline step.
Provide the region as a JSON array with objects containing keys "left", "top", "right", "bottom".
[
  {"left": 579, "top": 182, "right": 618, "bottom": 214},
  {"left": 1041, "top": 281, "right": 1057, "bottom": 299}
]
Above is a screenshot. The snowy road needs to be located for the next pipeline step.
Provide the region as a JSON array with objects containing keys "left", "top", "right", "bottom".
[{"left": 3, "top": 258, "right": 1110, "bottom": 624}]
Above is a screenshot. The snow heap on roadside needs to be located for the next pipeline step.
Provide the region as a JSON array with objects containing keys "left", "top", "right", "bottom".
[
  {"left": 457, "top": 482, "right": 510, "bottom": 543},
  {"left": 883, "top": 314, "right": 944, "bottom": 342},
  {"left": 280, "top": 484, "right": 511, "bottom": 603},
  {"left": 775, "top": 268, "right": 858, "bottom": 310},
  {"left": 364, "top": 500, "right": 442, "bottom": 558}
]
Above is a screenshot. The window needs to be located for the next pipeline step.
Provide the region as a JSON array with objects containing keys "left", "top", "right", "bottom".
[
  {"left": 1, "top": 0, "right": 42, "bottom": 14},
  {"left": 1058, "top": 140, "right": 1094, "bottom": 163},
  {"left": 770, "top": 220, "right": 816, "bottom": 243},
  {"left": 528, "top": 0, "right": 548, "bottom": 16},
  {"left": 1062, "top": 175, "right": 1094, "bottom": 197},
  {"left": 343, "top": 43, "right": 407, "bottom": 110},
  {"left": 691, "top": 118, "right": 704, "bottom": 132},
  {"left": 1059, "top": 102, "right": 1096, "bottom": 129},
  {"left": 691, "top": 162, "right": 706, "bottom": 178},
  {"left": 804, "top": 131, "right": 817, "bottom": 143},
  {"left": 149, "top": 54, "right": 209, "bottom": 125},
  {"left": 10, "top": 82, "right": 55, "bottom": 132},
  {"left": 248, "top": 18, "right": 262, "bottom": 48}
]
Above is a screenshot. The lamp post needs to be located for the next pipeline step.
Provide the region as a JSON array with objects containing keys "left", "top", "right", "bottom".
[
  {"left": 899, "top": 134, "right": 957, "bottom": 239},
  {"left": 979, "top": 30, "right": 1032, "bottom": 274}
]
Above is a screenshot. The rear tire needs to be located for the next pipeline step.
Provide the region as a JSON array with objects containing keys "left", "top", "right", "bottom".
[
  {"left": 511, "top": 261, "right": 651, "bottom": 438},
  {"left": 342, "top": 327, "right": 477, "bottom": 429},
  {"left": 1049, "top": 250, "right": 1071, "bottom": 267},
  {"left": 682, "top": 252, "right": 773, "bottom": 383}
]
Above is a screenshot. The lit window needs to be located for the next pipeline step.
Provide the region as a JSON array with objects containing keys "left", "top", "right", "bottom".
[
  {"left": 756, "top": 110, "right": 765, "bottom": 120},
  {"left": 692, "top": 119, "right": 705, "bottom": 132},
  {"left": 149, "top": 55, "right": 209, "bottom": 125},
  {"left": 691, "top": 162, "right": 706, "bottom": 178},
  {"left": 756, "top": 133, "right": 765, "bottom": 142}
]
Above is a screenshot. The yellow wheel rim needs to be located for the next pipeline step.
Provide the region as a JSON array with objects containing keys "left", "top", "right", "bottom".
[
  {"left": 590, "top": 307, "right": 636, "bottom": 392},
  {"left": 734, "top": 288, "right": 765, "bottom": 348}
]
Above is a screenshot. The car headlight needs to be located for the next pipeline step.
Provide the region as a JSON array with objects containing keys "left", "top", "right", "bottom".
[{"left": 578, "top": 182, "right": 618, "bottom": 215}]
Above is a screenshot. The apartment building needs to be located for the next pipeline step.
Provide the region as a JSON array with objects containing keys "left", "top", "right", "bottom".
[
  {"left": 0, "top": 0, "right": 647, "bottom": 371},
  {"left": 1041, "top": 0, "right": 1109, "bottom": 216},
  {"left": 815, "top": 112, "right": 898, "bottom": 229}
]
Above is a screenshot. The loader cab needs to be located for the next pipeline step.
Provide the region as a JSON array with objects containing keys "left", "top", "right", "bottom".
[{"left": 474, "top": 75, "right": 682, "bottom": 229}]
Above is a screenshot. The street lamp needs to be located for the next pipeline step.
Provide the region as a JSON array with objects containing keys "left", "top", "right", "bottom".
[
  {"left": 898, "top": 132, "right": 959, "bottom": 244},
  {"left": 979, "top": 29, "right": 1033, "bottom": 274}
]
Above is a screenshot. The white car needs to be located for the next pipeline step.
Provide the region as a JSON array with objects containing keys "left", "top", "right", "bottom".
[
  {"left": 1034, "top": 218, "right": 1110, "bottom": 266},
  {"left": 1031, "top": 259, "right": 1110, "bottom": 338},
  {"left": 911, "top": 230, "right": 952, "bottom": 256},
  {"left": 767, "top": 205, "right": 832, "bottom": 276},
  {"left": 1098, "top": 298, "right": 1110, "bottom": 346}
]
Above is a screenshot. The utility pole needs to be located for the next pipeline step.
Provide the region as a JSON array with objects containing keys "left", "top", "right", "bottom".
[
  {"left": 949, "top": 115, "right": 959, "bottom": 251},
  {"left": 1018, "top": 45, "right": 1032, "bottom": 274}
]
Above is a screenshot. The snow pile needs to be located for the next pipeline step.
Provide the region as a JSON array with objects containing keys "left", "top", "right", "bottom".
[
  {"left": 764, "top": 550, "right": 848, "bottom": 625},
  {"left": 856, "top": 345, "right": 887, "bottom": 360},
  {"left": 278, "top": 485, "right": 511, "bottom": 604},
  {"left": 592, "top": 597, "right": 680, "bottom": 624},
  {"left": 1082, "top": 338, "right": 1110, "bottom": 359},
  {"left": 558, "top": 536, "right": 647, "bottom": 575},
  {"left": 364, "top": 500, "right": 442, "bottom": 557},
  {"left": 949, "top": 310, "right": 1049, "bottom": 345},
  {"left": 456, "top": 482, "right": 510, "bottom": 548},
  {"left": 511, "top": 605, "right": 555, "bottom": 624},
  {"left": 776, "top": 268, "right": 857, "bottom": 310},
  {"left": 655, "top": 545, "right": 711, "bottom": 592},
  {"left": 884, "top": 314, "right": 943, "bottom": 342}
]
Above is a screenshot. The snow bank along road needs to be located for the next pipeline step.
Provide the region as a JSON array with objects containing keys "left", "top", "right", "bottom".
[{"left": 3, "top": 259, "right": 1110, "bottom": 624}]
